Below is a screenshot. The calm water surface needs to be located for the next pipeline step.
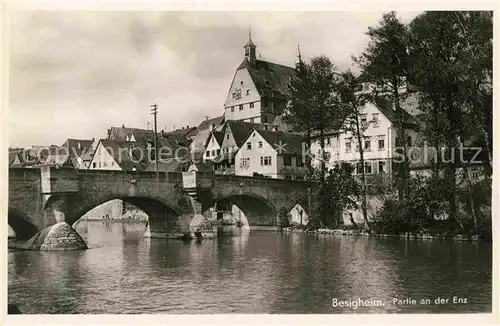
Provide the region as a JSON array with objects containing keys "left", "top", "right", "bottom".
[{"left": 8, "top": 221, "right": 492, "bottom": 314}]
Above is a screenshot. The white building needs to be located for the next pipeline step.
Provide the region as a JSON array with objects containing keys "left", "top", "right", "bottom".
[
  {"left": 235, "top": 128, "right": 307, "bottom": 180},
  {"left": 311, "top": 101, "right": 421, "bottom": 176},
  {"left": 203, "top": 131, "right": 224, "bottom": 161},
  {"left": 223, "top": 32, "right": 296, "bottom": 124}
]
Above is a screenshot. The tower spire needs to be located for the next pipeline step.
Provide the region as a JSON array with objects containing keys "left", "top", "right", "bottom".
[
  {"left": 244, "top": 27, "right": 256, "bottom": 63},
  {"left": 295, "top": 44, "right": 305, "bottom": 71}
]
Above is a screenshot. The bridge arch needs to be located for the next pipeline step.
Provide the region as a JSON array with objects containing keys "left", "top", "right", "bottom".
[
  {"left": 66, "top": 194, "right": 183, "bottom": 228},
  {"left": 8, "top": 208, "right": 39, "bottom": 240},
  {"left": 208, "top": 192, "right": 279, "bottom": 228}
]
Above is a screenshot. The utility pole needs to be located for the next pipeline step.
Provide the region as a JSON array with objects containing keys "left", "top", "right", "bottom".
[{"left": 151, "top": 103, "right": 159, "bottom": 185}]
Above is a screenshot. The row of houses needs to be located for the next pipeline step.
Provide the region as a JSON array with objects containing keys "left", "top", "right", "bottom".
[{"left": 9, "top": 32, "right": 486, "bottom": 183}]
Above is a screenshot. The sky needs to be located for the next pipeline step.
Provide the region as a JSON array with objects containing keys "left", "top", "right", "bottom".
[{"left": 8, "top": 10, "right": 421, "bottom": 148}]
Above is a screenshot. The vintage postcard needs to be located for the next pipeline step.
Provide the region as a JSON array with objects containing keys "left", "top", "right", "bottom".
[{"left": 2, "top": 0, "right": 498, "bottom": 325}]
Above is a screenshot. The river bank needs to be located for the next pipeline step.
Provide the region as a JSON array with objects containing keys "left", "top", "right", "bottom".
[{"left": 282, "top": 226, "right": 486, "bottom": 242}]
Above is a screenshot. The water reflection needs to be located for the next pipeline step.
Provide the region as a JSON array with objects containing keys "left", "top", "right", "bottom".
[{"left": 8, "top": 221, "right": 492, "bottom": 314}]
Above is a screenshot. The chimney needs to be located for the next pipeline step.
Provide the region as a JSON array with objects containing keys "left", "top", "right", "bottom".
[
  {"left": 273, "top": 125, "right": 278, "bottom": 132},
  {"left": 122, "top": 124, "right": 125, "bottom": 128},
  {"left": 187, "top": 125, "right": 189, "bottom": 128},
  {"left": 210, "top": 124, "right": 215, "bottom": 131}
]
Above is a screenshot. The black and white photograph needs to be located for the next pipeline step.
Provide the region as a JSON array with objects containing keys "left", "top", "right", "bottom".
[{"left": 3, "top": 1, "right": 497, "bottom": 323}]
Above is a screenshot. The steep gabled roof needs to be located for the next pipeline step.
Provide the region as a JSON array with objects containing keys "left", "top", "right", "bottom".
[
  {"left": 256, "top": 129, "right": 305, "bottom": 155},
  {"left": 108, "top": 126, "right": 154, "bottom": 141},
  {"left": 61, "top": 139, "right": 94, "bottom": 158},
  {"left": 96, "top": 139, "right": 143, "bottom": 171},
  {"left": 371, "top": 97, "right": 418, "bottom": 128},
  {"left": 238, "top": 59, "right": 296, "bottom": 99},
  {"left": 196, "top": 116, "right": 225, "bottom": 132},
  {"left": 226, "top": 120, "right": 260, "bottom": 148},
  {"left": 9, "top": 151, "right": 25, "bottom": 167}
]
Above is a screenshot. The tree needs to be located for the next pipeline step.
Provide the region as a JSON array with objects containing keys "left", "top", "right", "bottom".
[
  {"left": 285, "top": 55, "right": 343, "bottom": 182},
  {"left": 354, "top": 11, "right": 410, "bottom": 200},
  {"left": 309, "top": 162, "right": 360, "bottom": 228},
  {"left": 408, "top": 11, "right": 492, "bottom": 228},
  {"left": 338, "top": 70, "right": 371, "bottom": 232}
]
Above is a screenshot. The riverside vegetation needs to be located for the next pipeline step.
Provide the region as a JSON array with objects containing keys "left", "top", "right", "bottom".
[{"left": 282, "top": 11, "right": 492, "bottom": 241}]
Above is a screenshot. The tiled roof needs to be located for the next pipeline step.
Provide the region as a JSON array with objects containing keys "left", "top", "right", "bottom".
[
  {"left": 98, "top": 139, "right": 144, "bottom": 171},
  {"left": 108, "top": 126, "right": 154, "bottom": 141},
  {"left": 196, "top": 116, "right": 225, "bottom": 132},
  {"left": 238, "top": 59, "right": 296, "bottom": 99},
  {"left": 257, "top": 129, "right": 305, "bottom": 155},
  {"left": 164, "top": 127, "right": 197, "bottom": 138},
  {"left": 61, "top": 139, "right": 94, "bottom": 158},
  {"left": 371, "top": 97, "right": 418, "bottom": 128},
  {"left": 226, "top": 120, "right": 260, "bottom": 148},
  {"left": 9, "top": 151, "right": 25, "bottom": 167}
]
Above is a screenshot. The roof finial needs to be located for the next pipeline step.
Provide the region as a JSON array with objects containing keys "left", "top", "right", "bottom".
[
  {"left": 297, "top": 44, "right": 302, "bottom": 63},
  {"left": 249, "top": 27, "right": 252, "bottom": 40}
]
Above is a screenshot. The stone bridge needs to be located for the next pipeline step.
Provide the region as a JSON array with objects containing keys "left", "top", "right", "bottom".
[{"left": 8, "top": 167, "right": 311, "bottom": 240}]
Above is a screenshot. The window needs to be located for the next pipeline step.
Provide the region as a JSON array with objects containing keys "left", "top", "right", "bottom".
[
  {"left": 246, "top": 89, "right": 250, "bottom": 96},
  {"left": 240, "top": 81, "right": 244, "bottom": 86},
  {"left": 284, "top": 155, "right": 292, "bottom": 166},
  {"left": 216, "top": 149, "right": 221, "bottom": 156},
  {"left": 325, "top": 152, "right": 332, "bottom": 161},
  {"left": 262, "top": 99, "right": 267, "bottom": 107},
  {"left": 103, "top": 162, "right": 107, "bottom": 167},
  {"left": 261, "top": 156, "right": 272, "bottom": 166},
  {"left": 364, "top": 139, "right": 371, "bottom": 151},
  {"left": 240, "top": 157, "right": 250, "bottom": 169},
  {"left": 472, "top": 169, "right": 480, "bottom": 179},
  {"left": 360, "top": 114, "right": 367, "bottom": 127},
  {"left": 239, "top": 105, "right": 244, "bottom": 111},
  {"left": 92, "top": 162, "right": 96, "bottom": 168},
  {"left": 355, "top": 142, "right": 360, "bottom": 152},
  {"left": 356, "top": 162, "right": 363, "bottom": 175},
  {"left": 364, "top": 162, "right": 373, "bottom": 174},
  {"left": 232, "top": 89, "right": 241, "bottom": 100},
  {"left": 247, "top": 142, "right": 252, "bottom": 150},
  {"left": 226, "top": 134, "right": 229, "bottom": 139},
  {"left": 250, "top": 118, "right": 254, "bottom": 123},
  {"left": 296, "top": 156, "right": 304, "bottom": 167},
  {"left": 258, "top": 141, "right": 263, "bottom": 148},
  {"left": 231, "top": 106, "right": 234, "bottom": 112},
  {"left": 211, "top": 137, "right": 215, "bottom": 144},
  {"left": 111, "top": 162, "right": 115, "bottom": 166},
  {"left": 327, "top": 137, "right": 331, "bottom": 145},
  {"left": 345, "top": 139, "right": 352, "bottom": 153},
  {"left": 372, "top": 113, "right": 380, "bottom": 127},
  {"left": 378, "top": 138, "right": 385, "bottom": 151},
  {"left": 250, "top": 102, "right": 254, "bottom": 108},
  {"left": 285, "top": 175, "right": 292, "bottom": 180},
  {"left": 378, "top": 161, "right": 386, "bottom": 174},
  {"left": 407, "top": 136, "right": 412, "bottom": 147}
]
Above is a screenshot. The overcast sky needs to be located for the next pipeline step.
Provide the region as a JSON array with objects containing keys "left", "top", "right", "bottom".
[{"left": 9, "top": 10, "right": 421, "bottom": 148}]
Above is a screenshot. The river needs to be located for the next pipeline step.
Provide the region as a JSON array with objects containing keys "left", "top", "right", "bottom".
[{"left": 8, "top": 221, "right": 492, "bottom": 314}]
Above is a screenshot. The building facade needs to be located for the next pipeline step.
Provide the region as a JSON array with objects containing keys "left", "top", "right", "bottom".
[
  {"left": 310, "top": 101, "right": 421, "bottom": 177},
  {"left": 235, "top": 129, "right": 306, "bottom": 180},
  {"left": 223, "top": 33, "right": 296, "bottom": 124}
]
